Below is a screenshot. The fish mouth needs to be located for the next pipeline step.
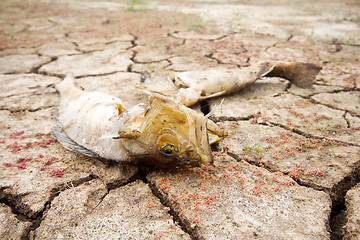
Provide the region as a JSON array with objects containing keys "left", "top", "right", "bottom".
[
  {"left": 177, "top": 156, "right": 202, "bottom": 167},
  {"left": 133, "top": 128, "right": 205, "bottom": 168},
  {"left": 154, "top": 142, "right": 202, "bottom": 168}
]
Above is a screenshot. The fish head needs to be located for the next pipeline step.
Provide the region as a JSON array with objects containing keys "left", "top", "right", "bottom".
[{"left": 135, "top": 95, "right": 214, "bottom": 168}]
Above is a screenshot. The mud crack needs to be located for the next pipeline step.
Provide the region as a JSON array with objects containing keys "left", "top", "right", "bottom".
[
  {"left": 266, "top": 120, "right": 359, "bottom": 147},
  {"left": 328, "top": 160, "right": 360, "bottom": 240},
  {"left": 0, "top": 174, "right": 97, "bottom": 239},
  {"left": 30, "top": 56, "right": 57, "bottom": 75},
  {"left": 147, "top": 179, "right": 203, "bottom": 240}
]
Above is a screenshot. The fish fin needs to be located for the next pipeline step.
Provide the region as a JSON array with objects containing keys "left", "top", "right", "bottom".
[
  {"left": 112, "top": 130, "right": 140, "bottom": 139},
  {"left": 120, "top": 103, "right": 147, "bottom": 124},
  {"left": 207, "top": 119, "right": 228, "bottom": 145},
  {"left": 53, "top": 106, "right": 60, "bottom": 120},
  {"left": 52, "top": 123, "right": 100, "bottom": 158},
  {"left": 137, "top": 75, "right": 179, "bottom": 97},
  {"left": 208, "top": 134, "right": 227, "bottom": 145},
  {"left": 198, "top": 91, "right": 226, "bottom": 102},
  {"left": 174, "top": 75, "right": 191, "bottom": 88}
]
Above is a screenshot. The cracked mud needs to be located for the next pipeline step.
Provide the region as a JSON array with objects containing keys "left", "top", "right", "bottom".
[{"left": 1, "top": 0, "right": 359, "bottom": 239}]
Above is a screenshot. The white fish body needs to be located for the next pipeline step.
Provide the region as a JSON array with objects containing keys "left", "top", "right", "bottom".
[{"left": 55, "top": 74, "right": 146, "bottom": 162}]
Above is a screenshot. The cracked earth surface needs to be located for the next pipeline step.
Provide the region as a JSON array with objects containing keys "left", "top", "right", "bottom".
[{"left": 0, "top": 0, "right": 359, "bottom": 239}]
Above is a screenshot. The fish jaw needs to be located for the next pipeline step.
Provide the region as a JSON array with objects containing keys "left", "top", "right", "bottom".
[{"left": 194, "top": 114, "right": 214, "bottom": 166}]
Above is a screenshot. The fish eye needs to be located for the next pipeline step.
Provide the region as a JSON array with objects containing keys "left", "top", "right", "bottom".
[
  {"left": 155, "top": 130, "right": 180, "bottom": 156},
  {"left": 160, "top": 143, "right": 178, "bottom": 155}
]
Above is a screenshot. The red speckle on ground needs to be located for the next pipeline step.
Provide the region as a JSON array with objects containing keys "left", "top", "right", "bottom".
[{"left": 49, "top": 169, "right": 63, "bottom": 177}]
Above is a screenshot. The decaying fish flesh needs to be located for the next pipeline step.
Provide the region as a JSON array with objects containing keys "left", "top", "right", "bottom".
[
  {"left": 53, "top": 74, "right": 226, "bottom": 168},
  {"left": 139, "top": 62, "right": 321, "bottom": 106}
]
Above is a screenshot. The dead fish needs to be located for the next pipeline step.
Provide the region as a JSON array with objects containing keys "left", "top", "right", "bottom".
[
  {"left": 53, "top": 74, "right": 226, "bottom": 168},
  {"left": 139, "top": 62, "right": 321, "bottom": 106}
]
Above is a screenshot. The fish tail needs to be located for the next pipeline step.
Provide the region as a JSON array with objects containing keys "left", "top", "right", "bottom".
[
  {"left": 55, "top": 73, "right": 83, "bottom": 101},
  {"left": 55, "top": 73, "right": 77, "bottom": 95}
]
